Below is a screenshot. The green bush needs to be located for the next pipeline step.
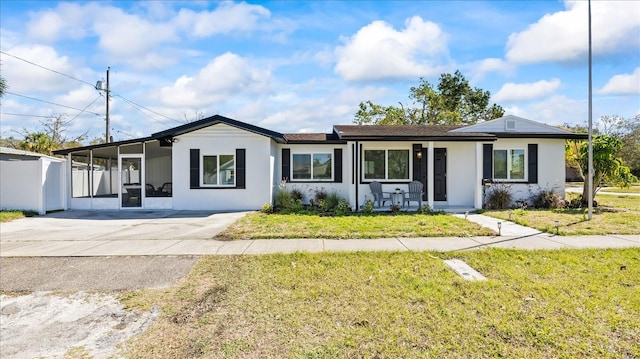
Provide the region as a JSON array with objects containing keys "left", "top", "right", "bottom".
[
  {"left": 361, "top": 199, "right": 374, "bottom": 215},
  {"left": 485, "top": 183, "right": 512, "bottom": 209},
  {"left": 335, "top": 199, "right": 351, "bottom": 215},
  {"left": 531, "top": 189, "right": 565, "bottom": 209},
  {"left": 325, "top": 192, "right": 341, "bottom": 211},
  {"left": 261, "top": 203, "right": 273, "bottom": 213}
]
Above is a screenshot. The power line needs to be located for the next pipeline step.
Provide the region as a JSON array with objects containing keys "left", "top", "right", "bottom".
[
  {"left": 115, "top": 94, "right": 175, "bottom": 126},
  {"left": 0, "top": 112, "right": 54, "bottom": 119},
  {"left": 113, "top": 93, "right": 182, "bottom": 124},
  {"left": 68, "top": 95, "right": 104, "bottom": 122},
  {"left": 5, "top": 91, "right": 102, "bottom": 116},
  {"left": 0, "top": 50, "right": 96, "bottom": 88},
  {"left": 2, "top": 50, "right": 181, "bottom": 127}
]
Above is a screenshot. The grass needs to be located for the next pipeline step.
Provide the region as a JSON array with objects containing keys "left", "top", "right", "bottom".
[
  {"left": 122, "top": 249, "right": 640, "bottom": 358},
  {"left": 0, "top": 210, "right": 37, "bottom": 222},
  {"left": 600, "top": 186, "right": 640, "bottom": 194},
  {"left": 217, "top": 212, "right": 496, "bottom": 239},
  {"left": 485, "top": 193, "right": 640, "bottom": 235}
]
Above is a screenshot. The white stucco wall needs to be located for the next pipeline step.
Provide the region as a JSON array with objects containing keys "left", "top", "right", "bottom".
[
  {"left": 277, "top": 144, "right": 350, "bottom": 205},
  {"left": 171, "top": 124, "right": 274, "bottom": 211},
  {"left": 487, "top": 138, "right": 566, "bottom": 206},
  {"left": 433, "top": 141, "right": 477, "bottom": 207}
]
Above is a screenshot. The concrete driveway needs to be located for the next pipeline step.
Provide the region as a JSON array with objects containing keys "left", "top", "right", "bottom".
[{"left": 0, "top": 210, "right": 247, "bottom": 242}]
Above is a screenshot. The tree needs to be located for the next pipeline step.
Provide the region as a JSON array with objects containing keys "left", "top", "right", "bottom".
[
  {"left": 601, "top": 114, "right": 640, "bottom": 177},
  {"left": 564, "top": 115, "right": 640, "bottom": 178},
  {"left": 18, "top": 114, "right": 87, "bottom": 154},
  {"left": 19, "top": 132, "right": 57, "bottom": 155},
  {"left": 567, "top": 134, "right": 637, "bottom": 202},
  {"left": 0, "top": 75, "right": 6, "bottom": 99},
  {"left": 354, "top": 70, "right": 504, "bottom": 125}
]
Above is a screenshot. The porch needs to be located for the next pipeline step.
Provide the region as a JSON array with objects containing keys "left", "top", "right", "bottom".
[{"left": 63, "top": 139, "right": 173, "bottom": 210}]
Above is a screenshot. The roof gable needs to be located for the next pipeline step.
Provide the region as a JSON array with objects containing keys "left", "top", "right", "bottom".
[
  {"left": 152, "top": 115, "right": 285, "bottom": 142},
  {"left": 452, "top": 115, "right": 573, "bottom": 134}
]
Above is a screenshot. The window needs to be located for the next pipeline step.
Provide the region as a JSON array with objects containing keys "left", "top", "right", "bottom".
[
  {"left": 364, "top": 149, "right": 409, "bottom": 180},
  {"left": 202, "top": 154, "right": 235, "bottom": 186},
  {"left": 493, "top": 149, "right": 525, "bottom": 180},
  {"left": 292, "top": 153, "right": 332, "bottom": 180}
]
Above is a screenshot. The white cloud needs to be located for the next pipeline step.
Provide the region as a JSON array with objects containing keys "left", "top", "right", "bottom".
[
  {"left": 21, "top": 2, "right": 272, "bottom": 71},
  {"left": 1, "top": 45, "right": 79, "bottom": 93},
  {"left": 468, "top": 58, "right": 515, "bottom": 82},
  {"left": 25, "top": 2, "right": 93, "bottom": 42},
  {"left": 493, "top": 79, "right": 561, "bottom": 102},
  {"left": 93, "top": 7, "right": 179, "bottom": 58},
  {"left": 159, "top": 52, "right": 271, "bottom": 107},
  {"left": 175, "top": 2, "right": 271, "bottom": 37},
  {"left": 598, "top": 68, "right": 640, "bottom": 95},
  {"left": 335, "top": 16, "right": 448, "bottom": 81},
  {"left": 506, "top": 1, "right": 640, "bottom": 64},
  {"left": 517, "top": 95, "right": 586, "bottom": 126}
]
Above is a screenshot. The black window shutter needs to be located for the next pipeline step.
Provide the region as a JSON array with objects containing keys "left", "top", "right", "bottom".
[
  {"left": 282, "top": 148, "right": 290, "bottom": 181},
  {"left": 412, "top": 144, "right": 422, "bottom": 181},
  {"left": 483, "top": 144, "right": 493, "bottom": 180},
  {"left": 190, "top": 149, "right": 200, "bottom": 189},
  {"left": 236, "top": 148, "right": 246, "bottom": 189},
  {"left": 528, "top": 144, "right": 538, "bottom": 183},
  {"left": 334, "top": 148, "right": 343, "bottom": 183}
]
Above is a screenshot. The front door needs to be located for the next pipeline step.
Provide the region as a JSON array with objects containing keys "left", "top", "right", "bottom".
[
  {"left": 434, "top": 148, "right": 447, "bottom": 201},
  {"left": 119, "top": 155, "right": 144, "bottom": 209},
  {"left": 419, "top": 148, "right": 447, "bottom": 201}
]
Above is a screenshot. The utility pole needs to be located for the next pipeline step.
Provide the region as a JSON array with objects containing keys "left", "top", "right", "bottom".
[
  {"left": 587, "top": 0, "right": 593, "bottom": 220},
  {"left": 105, "top": 67, "right": 110, "bottom": 143}
]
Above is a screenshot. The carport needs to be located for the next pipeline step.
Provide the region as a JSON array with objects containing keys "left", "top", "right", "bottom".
[{"left": 54, "top": 137, "right": 173, "bottom": 211}]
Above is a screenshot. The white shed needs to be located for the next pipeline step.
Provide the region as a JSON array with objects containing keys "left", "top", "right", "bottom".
[{"left": 0, "top": 147, "right": 67, "bottom": 214}]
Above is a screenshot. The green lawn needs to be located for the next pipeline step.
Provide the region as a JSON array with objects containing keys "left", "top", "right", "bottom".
[
  {"left": 600, "top": 186, "right": 640, "bottom": 194},
  {"left": 122, "top": 249, "right": 640, "bottom": 358},
  {"left": 0, "top": 210, "right": 37, "bottom": 222},
  {"left": 218, "top": 212, "right": 496, "bottom": 239},
  {"left": 485, "top": 193, "right": 640, "bottom": 235}
]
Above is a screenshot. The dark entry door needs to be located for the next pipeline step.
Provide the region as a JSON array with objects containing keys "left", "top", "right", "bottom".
[
  {"left": 419, "top": 148, "right": 447, "bottom": 201},
  {"left": 434, "top": 148, "right": 447, "bottom": 201}
]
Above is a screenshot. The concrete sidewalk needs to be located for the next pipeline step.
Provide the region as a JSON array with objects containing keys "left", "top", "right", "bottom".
[
  {"left": 1, "top": 211, "right": 638, "bottom": 257},
  {"left": 1, "top": 234, "right": 638, "bottom": 257}
]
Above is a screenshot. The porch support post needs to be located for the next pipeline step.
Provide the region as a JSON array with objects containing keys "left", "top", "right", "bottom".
[
  {"left": 474, "top": 142, "right": 483, "bottom": 209},
  {"left": 427, "top": 142, "right": 434, "bottom": 209},
  {"left": 89, "top": 149, "right": 94, "bottom": 210}
]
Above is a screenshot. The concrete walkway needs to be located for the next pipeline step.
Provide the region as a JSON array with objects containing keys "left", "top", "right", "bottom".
[{"left": 1, "top": 210, "right": 638, "bottom": 257}]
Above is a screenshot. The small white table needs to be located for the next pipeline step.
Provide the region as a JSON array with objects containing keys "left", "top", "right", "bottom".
[{"left": 389, "top": 191, "right": 405, "bottom": 207}]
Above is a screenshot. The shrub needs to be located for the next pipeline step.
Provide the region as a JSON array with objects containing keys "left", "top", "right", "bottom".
[
  {"left": 531, "top": 189, "right": 565, "bottom": 209},
  {"left": 274, "top": 187, "right": 303, "bottom": 213},
  {"left": 261, "top": 203, "right": 273, "bottom": 213},
  {"left": 314, "top": 188, "right": 328, "bottom": 204},
  {"left": 274, "top": 188, "right": 292, "bottom": 210},
  {"left": 325, "top": 192, "right": 341, "bottom": 211},
  {"left": 335, "top": 199, "right": 351, "bottom": 216},
  {"left": 417, "top": 205, "right": 432, "bottom": 214},
  {"left": 361, "top": 199, "right": 374, "bottom": 215},
  {"left": 291, "top": 187, "right": 304, "bottom": 202},
  {"left": 485, "top": 183, "right": 512, "bottom": 209}
]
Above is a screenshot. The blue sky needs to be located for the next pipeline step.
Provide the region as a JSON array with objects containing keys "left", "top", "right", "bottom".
[{"left": 1, "top": 0, "right": 638, "bottom": 142}]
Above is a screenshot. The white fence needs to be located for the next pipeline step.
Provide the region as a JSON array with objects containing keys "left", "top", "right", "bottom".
[{"left": 0, "top": 158, "right": 66, "bottom": 214}]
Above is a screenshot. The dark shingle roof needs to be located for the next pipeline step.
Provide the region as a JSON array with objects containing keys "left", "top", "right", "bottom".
[
  {"left": 333, "top": 125, "right": 496, "bottom": 141},
  {"left": 283, "top": 133, "right": 345, "bottom": 143},
  {"left": 55, "top": 115, "right": 286, "bottom": 155}
]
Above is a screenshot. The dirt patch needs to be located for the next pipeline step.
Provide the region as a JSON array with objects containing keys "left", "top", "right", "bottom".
[{"left": 1, "top": 291, "right": 157, "bottom": 358}]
